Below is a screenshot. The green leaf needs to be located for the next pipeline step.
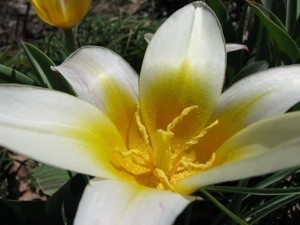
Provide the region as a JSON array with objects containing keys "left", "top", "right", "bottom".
[
  {"left": 46, "top": 174, "right": 87, "bottom": 225},
  {"left": 21, "top": 42, "right": 76, "bottom": 95},
  {"left": 32, "top": 165, "right": 75, "bottom": 196},
  {"left": 297, "top": 0, "right": 300, "bottom": 19},
  {"left": 234, "top": 60, "right": 269, "bottom": 81},
  {"left": 254, "top": 166, "right": 300, "bottom": 188},
  {"left": 256, "top": 0, "right": 286, "bottom": 30},
  {"left": 0, "top": 64, "right": 39, "bottom": 85},
  {"left": 203, "top": 186, "right": 300, "bottom": 195},
  {"left": 242, "top": 195, "right": 300, "bottom": 224},
  {"left": 286, "top": 0, "right": 297, "bottom": 34},
  {"left": 248, "top": 1, "right": 300, "bottom": 63},
  {"left": 199, "top": 189, "right": 248, "bottom": 225}
]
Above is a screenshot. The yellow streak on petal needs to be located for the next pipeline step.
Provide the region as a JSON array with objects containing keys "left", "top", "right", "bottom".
[
  {"left": 141, "top": 61, "right": 217, "bottom": 155},
  {"left": 61, "top": 113, "right": 132, "bottom": 181},
  {"left": 100, "top": 77, "right": 137, "bottom": 142},
  {"left": 195, "top": 91, "right": 271, "bottom": 162}
]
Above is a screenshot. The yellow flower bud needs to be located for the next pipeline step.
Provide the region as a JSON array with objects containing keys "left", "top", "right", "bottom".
[{"left": 31, "top": 0, "right": 92, "bottom": 28}]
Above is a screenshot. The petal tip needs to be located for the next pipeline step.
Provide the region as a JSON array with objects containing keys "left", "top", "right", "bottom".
[{"left": 192, "top": 1, "right": 206, "bottom": 9}]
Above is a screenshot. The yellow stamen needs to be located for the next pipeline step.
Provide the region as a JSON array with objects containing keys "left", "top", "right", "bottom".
[
  {"left": 179, "top": 153, "right": 216, "bottom": 170},
  {"left": 114, "top": 149, "right": 148, "bottom": 168},
  {"left": 135, "top": 104, "right": 149, "bottom": 144},
  {"left": 118, "top": 148, "right": 144, "bottom": 158},
  {"left": 170, "top": 120, "right": 219, "bottom": 175},
  {"left": 184, "top": 120, "right": 219, "bottom": 150},
  {"left": 153, "top": 168, "right": 173, "bottom": 190},
  {"left": 167, "top": 105, "right": 198, "bottom": 132}
]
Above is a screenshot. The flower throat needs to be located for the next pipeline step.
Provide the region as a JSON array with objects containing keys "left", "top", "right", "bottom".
[{"left": 111, "top": 104, "right": 218, "bottom": 191}]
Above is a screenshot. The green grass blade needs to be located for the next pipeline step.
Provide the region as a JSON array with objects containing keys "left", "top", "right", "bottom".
[
  {"left": 21, "top": 42, "right": 76, "bottom": 95},
  {"left": 200, "top": 189, "right": 249, "bottom": 225},
  {"left": 204, "top": 186, "right": 300, "bottom": 195},
  {"left": 21, "top": 42, "right": 53, "bottom": 88},
  {"left": 254, "top": 166, "right": 300, "bottom": 188},
  {"left": 242, "top": 195, "right": 300, "bottom": 224},
  {"left": 230, "top": 60, "right": 269, "bottom": 85}
]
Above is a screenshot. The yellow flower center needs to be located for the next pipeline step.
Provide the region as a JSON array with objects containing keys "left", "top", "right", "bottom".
[{"left": 111, "top": 104, "right": 218, "bottom": 191}]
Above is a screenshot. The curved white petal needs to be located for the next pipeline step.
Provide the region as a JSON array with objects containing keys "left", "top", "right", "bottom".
[
  {"left": 53, "top": 46, "right": 139, "bottom": 138},
  {"left": 203, "top": 65, "right": 300, "bottom": 151},
  {"left": 74, "top": 179, "right": 193, "bottom": 225},
  {"left": 226, "top": 43, "right": 248, "bottom": 53},
  {"left": 216, "top": 65, "right": 300, "bottom": 126},
  {"left": 175, "top": 112, "right": 300, "bottom": 194},
  {"left": 0, "top": 85, "right": 127, "bottom": 179},
  {"left": 140, "top": 2, "right": 226, "bottom": 144}
]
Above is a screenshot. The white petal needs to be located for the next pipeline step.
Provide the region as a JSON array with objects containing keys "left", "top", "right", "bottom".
[
  {"left": 0, "top": 85, "right": 126, "bottom": 179},
  {"left": 226, "top": 43, "right": 248, "bottom": 53},
  {"left": 206, "top": 64, "right": 300, "bottom": 150},
  {"left": 74, "top": 179, "right": 193, "bottom": 225},
  {"left": 216, "top": 65, "right": 300, "bottom": 124},
  {"left": 53, "top": 46, "right": 139, "bottom": 138},
  {"left": 175, "top": 112, "right": 300, "bottom": 194},
  {"left": 140, "top": 2, "right": 226, "bottom": 141}
]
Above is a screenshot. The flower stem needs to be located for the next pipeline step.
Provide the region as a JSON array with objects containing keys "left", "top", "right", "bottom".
[
  {"left": 63, "top": 28, "right": 76, "bottom": 53},
  {"left": 199, "top": 189, "right": 248, "bottom": 225}
]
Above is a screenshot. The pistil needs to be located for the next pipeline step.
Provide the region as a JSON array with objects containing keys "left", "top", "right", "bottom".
[{"left": 155, "top": 129, "right": 174, "bottom": 172}]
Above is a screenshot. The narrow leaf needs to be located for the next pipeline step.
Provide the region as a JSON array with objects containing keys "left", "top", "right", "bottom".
[
  {"left": 286, "top": 0, "right": 297, "bottom": 34},
  {"left": 200, "top": 190, "right": 248, "bottom": 225},
  {"left": 204, "top": 186, "right": 300, "bottom": 195},
  {"left": 233, "top": 60, "right": 269, "bottom": 83},
  {"left": 242, "top": 195, "right": 300, "bottom": 224},
  {"left": 248, "top": 1, "right": 300, "bottom": 63},
  {"left": 21, "top": 42, "right": 76, "bottom": 95},
  {"left": 46, "top": 174, "right": 87, "bottom": 225},
  {"left": 0, "top": 64, "right": 39, "bottom": 85}
]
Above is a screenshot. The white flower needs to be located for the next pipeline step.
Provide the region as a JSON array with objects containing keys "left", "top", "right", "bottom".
[{"left": 0, "top": 2, "right": 300, "bottom": 225}]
